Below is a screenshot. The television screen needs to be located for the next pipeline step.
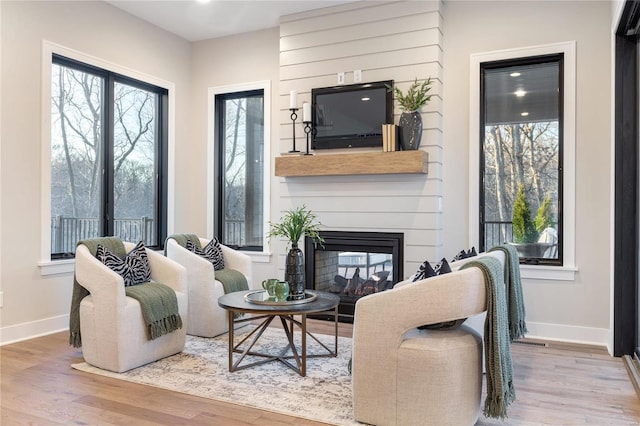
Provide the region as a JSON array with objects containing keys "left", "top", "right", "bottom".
[{"left": 312, "top": 80, "right": 393, "bottom": 150}]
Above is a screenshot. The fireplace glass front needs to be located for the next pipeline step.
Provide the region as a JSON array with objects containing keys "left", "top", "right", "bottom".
[{"left": 305, "top": 231, "right": 404, "bottom": 322}]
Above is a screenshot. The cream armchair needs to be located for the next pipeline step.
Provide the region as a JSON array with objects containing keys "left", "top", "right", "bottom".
[
  {"left": 352, "top": 261, "right": 497, "bottom": 426},
  {"left": 165, "top": 237, "right": 254, "bottom": 337},
  {"left": 75, "top": 241, "right": 188, "bottom": 373}
]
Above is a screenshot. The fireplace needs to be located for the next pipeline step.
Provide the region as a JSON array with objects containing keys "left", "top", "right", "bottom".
[{"left": 304, "top": 231, "right": 404, "bottom": 322}]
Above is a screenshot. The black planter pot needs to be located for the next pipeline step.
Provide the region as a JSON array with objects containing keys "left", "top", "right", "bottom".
[
  {"left": 511, "top": 242, "right": 555, "bottom": 258},
  {"left": 285, "top": 243, "right": 305, "bottom": 300},
  {"left": 399, "top": 111, "right": 423, "bottom": 150}
]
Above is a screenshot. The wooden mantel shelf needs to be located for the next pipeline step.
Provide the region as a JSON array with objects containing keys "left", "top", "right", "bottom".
[{"left": 275, "top": 150, "right": 428, "bottom": 177}]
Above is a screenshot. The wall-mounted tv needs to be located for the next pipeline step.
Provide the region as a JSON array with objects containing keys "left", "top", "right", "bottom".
[{"left": 311, "top": 80, "right": 393, "bottom": 150}]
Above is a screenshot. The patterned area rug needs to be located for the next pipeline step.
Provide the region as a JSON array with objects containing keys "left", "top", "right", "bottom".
[{"left": 72, "top": 327, "right": 359, "bottom": 426}]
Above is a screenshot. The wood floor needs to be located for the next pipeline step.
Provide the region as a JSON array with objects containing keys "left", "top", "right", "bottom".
[{"left": 1, "top": 321, "right": 639, "bottom": 425}]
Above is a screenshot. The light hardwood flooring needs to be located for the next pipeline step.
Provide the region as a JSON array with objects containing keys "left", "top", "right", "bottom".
[{"left": 1, "top": 321, "right": 639, "bottom": 425}]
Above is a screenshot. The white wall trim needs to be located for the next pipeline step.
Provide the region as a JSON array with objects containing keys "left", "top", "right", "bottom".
[
  {"left": 525, "top": 321, "right": 610, "bottom": 349},
  {"left": 0, "top": 314, "right": 69, "bottom": 346},
  {"left": 206, "top": 81, "right": 271, "bottom": 253},
  {"left": 39, "top": 41, "right": 176, "bottom": 275},
  {"left": 469, "top": 41, "right": 577, "bottom": 280}
]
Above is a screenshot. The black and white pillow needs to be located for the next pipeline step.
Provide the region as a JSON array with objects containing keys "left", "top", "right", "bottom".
[
  {"left": 186, "top": 237, "right": 225, "bottom": 271},
  {"left": 412, "top": 260, "right": 437, "bottom": 282},
  {"left": 412, "top": 258, "right": 451, "bottom": 282},
  {"left": 434, "top": 258, "right": 452, "bottom": 275},
  {"left": 451, "top": 247, "right": 478, "bottom": 262},
  {"left": 96, "top": 241, "right": 151, "bottom": 287}
]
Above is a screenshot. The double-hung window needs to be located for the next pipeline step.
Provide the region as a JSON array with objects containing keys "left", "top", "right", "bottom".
[{"left": 50, "top": 54, "right": 168, "bottom": 258}]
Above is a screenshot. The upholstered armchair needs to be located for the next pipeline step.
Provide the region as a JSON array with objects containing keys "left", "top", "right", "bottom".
[
  {"left": 165, "top": 237, "right": 254, "bottom": 337},
  {"left": 352, "top": 259, "right": 499, "bottom": 426},
  {"left": 75, "top": 240, "right": 188, "bottom": 373}
]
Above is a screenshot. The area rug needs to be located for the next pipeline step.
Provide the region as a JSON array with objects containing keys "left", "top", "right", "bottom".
[{"left": 72, "top": 327, "right": 360, "bottom": 426}]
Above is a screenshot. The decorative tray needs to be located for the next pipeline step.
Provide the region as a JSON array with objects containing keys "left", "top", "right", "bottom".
[{"left": 244, "top": 290, "right": 318, "bottom": 306}]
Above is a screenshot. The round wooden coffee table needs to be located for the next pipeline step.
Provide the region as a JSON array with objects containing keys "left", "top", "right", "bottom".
[{"left": 218, "top": 290, "right": 340, "bottom": 377}]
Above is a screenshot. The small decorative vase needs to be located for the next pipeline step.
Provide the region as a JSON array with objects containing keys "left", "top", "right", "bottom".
[
  {"left": 285, "top": 243, "right": 306, "bottom": 300},
  {"left": 398, "top": 111, "right": 423, "bottom": 150}
]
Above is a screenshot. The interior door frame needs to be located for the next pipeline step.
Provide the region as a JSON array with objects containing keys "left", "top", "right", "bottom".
[{"left": 614, "top": 0, "right": 639, "bottom": 358}]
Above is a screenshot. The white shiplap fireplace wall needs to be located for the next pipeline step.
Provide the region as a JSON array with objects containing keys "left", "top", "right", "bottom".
[{"left": 276, "top": 1, "right": 444, "bottom": 280}]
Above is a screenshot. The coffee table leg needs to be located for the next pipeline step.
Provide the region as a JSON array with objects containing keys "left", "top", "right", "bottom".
[
  {"left": 228, "top": 310, "right": 234, "bottom": 372},
  {"left": 301, "top": 314, "right": 307, "bottom": 376},
  {"left": 334, "top": 305, "right": 338, "bottom": 354}
]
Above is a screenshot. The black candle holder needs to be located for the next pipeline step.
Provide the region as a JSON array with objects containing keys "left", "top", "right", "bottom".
[
  {"left": 303, "top": 121, "right": 314, "bottom": 155},
  {"left": 289, "top": 108, "right": 300, "bottom": 153}
]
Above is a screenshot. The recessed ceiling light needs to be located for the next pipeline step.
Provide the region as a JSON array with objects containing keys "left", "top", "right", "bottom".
[
  {"left": 361, "top": 97, "right": 371, "bottom": 101},
  {"left": 196, "top": 0, "right": 211, "bottom": 3},
  {"left": 510, "top": 72, "right": 521, "bottom": 77},
  {"left": 515, "top": 90, "right": 526, "bottom": 97},
  {"left": 521, "top": 112, "right": 529, "bottom": 117}
]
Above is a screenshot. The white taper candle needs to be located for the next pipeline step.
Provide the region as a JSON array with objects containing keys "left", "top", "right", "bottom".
[{"left": 302, "top": 102, "right": 311, "bottom": 122}]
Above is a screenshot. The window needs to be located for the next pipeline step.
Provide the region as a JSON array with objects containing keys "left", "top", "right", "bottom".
[
  {"left": 470, "top": 42, "right": 576, "bottom": 279},
  {"left": 480, "top": 55, "right": 563, "bottom": 265},
  {"left": 50, "top": 54, "right": 168, "bottom": 258},
  {"left": 214, "top": 88, "right": 265, "bottom": 251}
]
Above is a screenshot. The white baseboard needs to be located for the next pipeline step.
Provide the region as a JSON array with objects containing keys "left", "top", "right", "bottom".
[
  {"left": 1, "top": 314, "right": 69, "bottom": 346},
  {"left": 525, "top": 321, "right": 610, "bottom": 350},
  {"left": 0, "top": 316, "right": 612, "bottom": 354}
]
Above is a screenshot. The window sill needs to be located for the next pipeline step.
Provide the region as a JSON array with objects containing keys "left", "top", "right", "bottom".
[
  {"left": 39, "top": 250, "right": 272, "bottom": 276},
  {"left": 241, "top": 251, "right": 271, "bottom": 263},
  {"left": 38, "top": 259, "right": 74, "bottom": 276},
  {"left": 520, "top": 264, "right": 577, "bottom": 281}
]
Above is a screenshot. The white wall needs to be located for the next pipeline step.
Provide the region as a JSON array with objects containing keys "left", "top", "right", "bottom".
[
  {"left": 276, "top": 1, "right": 445, "bottom": 278},
  {"left": 0, "top": 1, "right": 192, "bottom": 343},
  {"left": 442, "top": 0, "right": 613, "bottom": 345}
]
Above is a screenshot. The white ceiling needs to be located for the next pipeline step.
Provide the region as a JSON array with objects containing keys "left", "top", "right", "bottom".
[{"left": 107, "top": 0, "right": 354, "bottom": 42}]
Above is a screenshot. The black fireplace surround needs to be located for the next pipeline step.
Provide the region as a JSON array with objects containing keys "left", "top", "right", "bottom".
[{"left": 304, "top": 231, "right": 404, "bottom": 322}]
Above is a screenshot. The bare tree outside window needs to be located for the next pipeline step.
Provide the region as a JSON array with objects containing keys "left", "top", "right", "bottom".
[
  {"left": 217, "top": 91, "right": 264, "bottom": 249},
  {"left": 50, "top": 60, "right": 162, "bottom": 255}
]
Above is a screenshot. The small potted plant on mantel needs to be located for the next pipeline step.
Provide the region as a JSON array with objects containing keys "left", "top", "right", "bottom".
[
  {"left": 267, "top": 205, "right": 324, "bottom": 300},
  {"left": 388, "top": 77, "right": 433, "bottom": 150},
  {"left": 511, "top": 184, "right": 555, "bottom": 258}
]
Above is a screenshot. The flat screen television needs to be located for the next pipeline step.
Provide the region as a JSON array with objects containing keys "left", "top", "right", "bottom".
[{"left": 311, "top": 80, "right": 393, "bottom": 150}]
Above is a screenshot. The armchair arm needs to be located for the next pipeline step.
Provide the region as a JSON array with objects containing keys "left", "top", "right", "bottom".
[
  {"left": 166, "top": 238, "right": 218, "bottom": 291},
  {"left": 75, "top": 244, "right": 127, "bottom": 309},
  {"left": 354, "top": 267, "right": 487, "bottom": 348}
]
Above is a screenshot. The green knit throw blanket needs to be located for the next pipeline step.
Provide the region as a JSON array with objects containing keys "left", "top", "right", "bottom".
[
  {"left": 125, "top": 283, "right": 183, "bottom": 340},
  {"left": 490, "top": 243, "right": 528, "bottom": 341},
  {"left": 69, "top": 237, "right": 182, "bottom": 348},
  {"left": 461, "top": 256, "right": 515, "bottom": 419}
]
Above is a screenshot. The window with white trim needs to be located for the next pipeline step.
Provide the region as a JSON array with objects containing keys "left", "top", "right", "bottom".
[
  {"left": 207, "top": 82, "right": 271, "bottom": 255},
  {"left": 470, "top": 42, "right": 576, "bottom": 280},
  {"left": 50, "top": 54, "right": 168, "bottom": 258}
]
